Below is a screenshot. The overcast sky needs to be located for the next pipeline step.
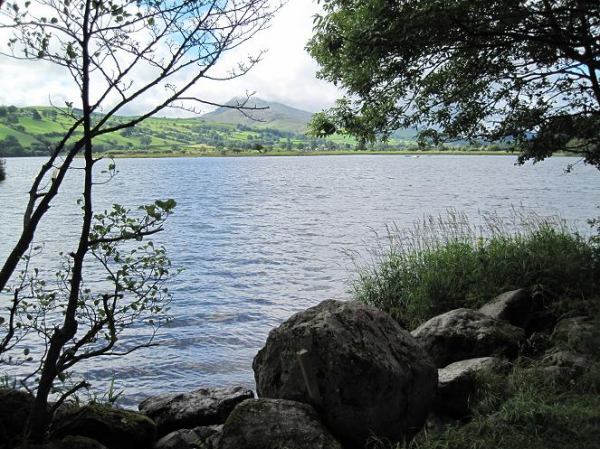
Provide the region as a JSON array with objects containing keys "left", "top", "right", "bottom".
[{"left": 0, "top": 0, "right": 343, "bottom": 116}]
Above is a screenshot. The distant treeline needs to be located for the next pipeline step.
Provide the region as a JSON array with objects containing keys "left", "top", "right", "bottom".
[{"left": 0, "top": 106, "right": 512, "bottom": 157}]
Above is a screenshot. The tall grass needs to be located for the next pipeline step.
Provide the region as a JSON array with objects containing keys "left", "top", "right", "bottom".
[{"left": 351, "top": 210, "right": 599, "bottom": 329}]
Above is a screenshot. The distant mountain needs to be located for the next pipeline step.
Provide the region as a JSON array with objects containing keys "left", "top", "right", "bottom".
[{"left": 200, "top": 98, "right": 314, "bottom": 133}]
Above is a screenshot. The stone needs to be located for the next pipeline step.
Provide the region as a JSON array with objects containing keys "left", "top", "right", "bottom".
[
  {"left": 51, "top": 403, "right": 156, "bottom": 449},
  {"left": 478, "top": 289, "right": 532, "bottom": 329},
  {"left": 551, "top": 316, "right": 595, "bottom": 344},
  {"left": 527, "top": 289, "right": 557, "bottom": 333},
  {"left": 0, "top": 388, "right": 34, "bottom": 443},
  {"left": 411, "top": 308, "right": 526, "bottom": 367},
  {"left": 58, "top": 435, "right": 109, "bottom": 449},
  {"left": 218, "top": 398, "right": 343, "bottom": 449},
  {"left": 154, "top": 425, "right": 222, "bottom": 449},
  {"left": 139, "top": 386, "right": 253, "bottom": 438},
  {"left": 540, "top": 350, "right": 589, "bottom": 381},
  {"left": 16, "top": 437, "right": 108, "bottom": 449},
  {"left": 434, "top": 357, "right": 510, "bottom": 419},
  {"left": 253, "top": 299, "right": 437, "bottom": 449}
]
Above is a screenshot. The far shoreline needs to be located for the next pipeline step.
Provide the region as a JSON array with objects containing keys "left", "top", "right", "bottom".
[
  {"left": 3, "top": 149, "right": 576, "bottom": 160},
  {"left": 100, "top": 149, "right": 520, "bottom": 159}
]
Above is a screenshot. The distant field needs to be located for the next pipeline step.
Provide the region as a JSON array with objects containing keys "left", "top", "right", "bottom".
[{"left": 0, "top": 105, "right": 509, "bottom": 157}]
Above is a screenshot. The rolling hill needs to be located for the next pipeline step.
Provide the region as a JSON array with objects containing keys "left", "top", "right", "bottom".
[
  {"left": 1, "top": 101, "right": 460, "bottom": 158},
  {"left": 200, "top": 98, "right": 314, "bottom": 133}
]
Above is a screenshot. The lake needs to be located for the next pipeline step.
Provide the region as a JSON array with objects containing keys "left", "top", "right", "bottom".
[{"left": 1, "top": 154, "right": 599, "bottom": 406}]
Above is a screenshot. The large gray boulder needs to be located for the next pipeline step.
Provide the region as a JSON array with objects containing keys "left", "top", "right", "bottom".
[
  {"left": 411, "top": 308, "right": 525, "bottom": 367},
  {"left": 253, "top": 299, "right": 437, "bottom": 449},
  {"left": 478, "top": 289, "right": 533, "bottom": 329},
  {"left": 139, "top": 386, "right": 253, "bottom": 438},
  {"left": 434, "top": 357, "right": 510, "bottom": 419},
  {"left": 218, "top": 399, "right": 343, "bottom": 449}
]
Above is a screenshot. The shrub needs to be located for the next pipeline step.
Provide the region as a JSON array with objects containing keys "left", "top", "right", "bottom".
[{"left": 352, "top": 211, "right": 598, "bottom": 329}]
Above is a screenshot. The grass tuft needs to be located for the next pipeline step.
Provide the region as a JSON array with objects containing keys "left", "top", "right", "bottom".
[
  {"left": 351, "top": 210, "right": 599, "bottom": 329},
  {"left": 357, "top": 210, "right": 600, "bottom": 449}
]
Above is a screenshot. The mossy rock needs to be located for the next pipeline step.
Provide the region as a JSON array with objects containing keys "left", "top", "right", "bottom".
[
  {"left": 58, "top": 435, "right": 109, "bottom": 449},
  {"left": 0, "top": 388, "right": 35, "bottom": 444},
  {"left": 51, "top": 404, "right": 156, "bottom": 449}
]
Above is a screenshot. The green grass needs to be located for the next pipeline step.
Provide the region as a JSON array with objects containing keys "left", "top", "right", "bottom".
[
  {"left": 352, "top": 211, "right": 599, "bottom": 329},
  {"left": 394, "top": 297, "right": 600, "bottom": 449},
  {"left": 0, "top": 123, "right": 41, "bottom": 146},
  {"left": 1, "top": 105, "right": 517, "bottom": 157},
  {"left": 403, "top": 381, "right": 600, "bottom": 449},
  {"left": 352, "top": 212, "right": 600, "bottom": 449}
]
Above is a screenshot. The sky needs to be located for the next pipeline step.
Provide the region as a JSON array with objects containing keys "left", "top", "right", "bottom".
[{"left": 0, "top": 0, "right": 343, "bottom": 116}]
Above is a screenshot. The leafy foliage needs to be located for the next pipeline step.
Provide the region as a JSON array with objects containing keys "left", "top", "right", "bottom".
[
  {"left": 308, "top": 0, "right": 600, "bottom": 168},
  {"left": 352, "top": 213, "right": 599, "bottom": 329},
  {"left": 0, "top": 0, "right": 277, "bottom": 442}
]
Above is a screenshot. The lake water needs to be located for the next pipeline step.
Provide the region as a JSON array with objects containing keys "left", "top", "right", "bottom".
[{"left": 1, "top": 154, "right": 599, "bottom": 406}]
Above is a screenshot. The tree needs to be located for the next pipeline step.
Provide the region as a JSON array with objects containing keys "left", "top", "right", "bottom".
[
  {"left": 140, "top": 135, "right": 153, "bottom": 147},
  {"left": 0, "top": 0, "right": 277, "bottom": 442},
  {"left": 308, "top": 0, "right": 600, "bottom": 169},
  {"left": 0, "top": 134, "right": 25, "bottom": 156},
  {"left": 30, "top": 108, "right": 42, "bottom": 120}
]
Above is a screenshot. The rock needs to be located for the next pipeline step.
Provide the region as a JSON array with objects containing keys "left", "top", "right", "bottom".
[
  {"left": 51, "top": 404, "right": 156, "bottom": 449},
  {"left": 527, "top": 289, "right": 557, "bottom": 333},
  {"left": 16, "top": 437, "right": 107, "bottom": 449},
  {"left": 540, "top": 350, "right": 588, "bottom": 380},
  {"left": 0, "top": 388, "right": 34, "bottom": 443},
  {"left": 154, "top": 425, "right": 222, "bottom": 449},
  {"left": 58, "top": 435, "right": 109, "bottom": 449},
  {"left": 478, "top": 289, "right": 532, "bottom": 329},
  {"left": 253, "top": 299, "right": 437, "bottom": 449},
  {"left": 434, "top": 357, "right": 510, "bottom": 419},
  {"left": 411, "top": 308, "right": 525, "bottom": 367},
  {"left": 551, "top": 316, "right": 595, "bottom": 344},
  {"left": 15, "top": 443, "right": 60, "bottom": 449},
  {"left": 139, "top": 386, "right": 253, "bottom": 438},
  {"left": 219, "top": 398, "right": 343, "bottom": 449}
]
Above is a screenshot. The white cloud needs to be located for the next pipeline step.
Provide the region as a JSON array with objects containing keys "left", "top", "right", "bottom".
[
  {"left": 203, "top": 0, "right": 343, "bottom": 112},
  {"left": 0, "top": 0, "right": 342, "bottom": 115}
]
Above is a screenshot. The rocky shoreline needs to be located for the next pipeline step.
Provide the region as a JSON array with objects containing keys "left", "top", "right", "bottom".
[{"left": 2, "top": 288, "right": 596, "bottom": 449}]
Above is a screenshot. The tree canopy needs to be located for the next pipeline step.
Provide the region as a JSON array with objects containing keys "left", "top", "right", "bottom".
[
  {"left": 0, "top": 0, "right": 277, "bottom": 442},
  {"left": 308, "top": 0, "right": 600, "bottom": 168}
]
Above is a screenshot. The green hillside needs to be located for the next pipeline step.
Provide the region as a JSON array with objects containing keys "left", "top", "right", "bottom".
[
  {"left": 200, "top": 97, "right": 314, "bottom": 133},
  {"left": 0, "top": 102, "right": 495, "bottom": 158}
]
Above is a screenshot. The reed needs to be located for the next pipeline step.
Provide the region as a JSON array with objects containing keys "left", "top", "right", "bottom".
[{"left": 351, "top": 209, "right": 598, "bottom": 329}]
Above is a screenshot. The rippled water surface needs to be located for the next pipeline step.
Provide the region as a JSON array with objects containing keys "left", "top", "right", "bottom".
[{"left": 1, "top": 155, "right": 599, "bottom": 405}]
